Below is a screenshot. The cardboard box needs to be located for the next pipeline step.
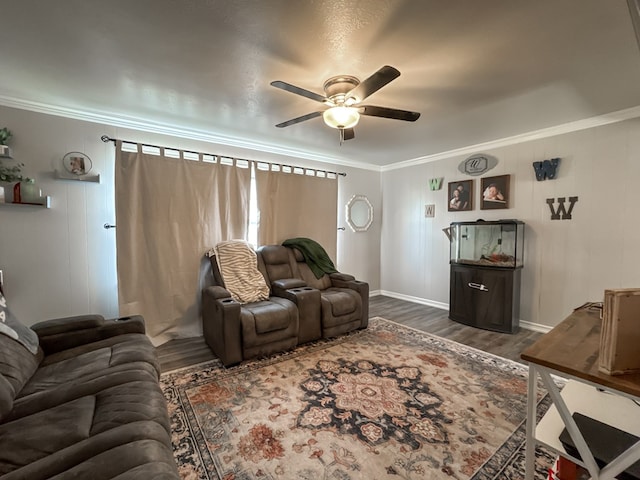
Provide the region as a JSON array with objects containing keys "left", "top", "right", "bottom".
[{"left": 599, "top": 288, "right": 640, "bottom": 375}]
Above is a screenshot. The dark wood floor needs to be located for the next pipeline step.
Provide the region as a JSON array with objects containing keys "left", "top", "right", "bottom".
[{"left": 156, "top": 295, "right": 543, "bottom": 373}]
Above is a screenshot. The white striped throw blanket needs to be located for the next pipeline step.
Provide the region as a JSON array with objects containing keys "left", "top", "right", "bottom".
[{"left": 211, "top": 240, "right": 270, "bottom": 303}]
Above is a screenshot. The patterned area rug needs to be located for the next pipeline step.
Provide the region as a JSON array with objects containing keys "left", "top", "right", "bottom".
[{"left": 160, "top": 318, "right": 555, "bottom": 479}]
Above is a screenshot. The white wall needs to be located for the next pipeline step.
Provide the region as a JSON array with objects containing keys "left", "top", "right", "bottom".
[
  {"left": 0, "top": 105, "right": 380, "bottom": 329},
  {"left": 336, "top": 165, "right": 381, "bottom": 294},
  {"left": 5, "top": 104, "right": 637, "bottom": 334},
  {"left": 0, "top": 108, "right": 119, "bottom": 323},
  {"left": 380, "top": 117, "right": 640, "bottom": 329}
]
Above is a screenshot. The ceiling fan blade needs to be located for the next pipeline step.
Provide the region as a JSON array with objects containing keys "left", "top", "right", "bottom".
[
  {"left": 270, "top": 80, "right": 329, "bottom": 104},
  {"left": 343, "top": 128, "right": 355, "bottom": 140},
  {"left": 275, "top": 111, "right": 323, "bottom": 128},
  {"left": 346, "top": 65, "right": 401, "bottom": 103},
  {"left": 359, "top": 105, "right": 421, "bottom": 122}
]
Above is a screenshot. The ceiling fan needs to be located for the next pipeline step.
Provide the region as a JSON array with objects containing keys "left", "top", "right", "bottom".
[{"left": 270, "top": 65, "right": 420, "bottom": 144}]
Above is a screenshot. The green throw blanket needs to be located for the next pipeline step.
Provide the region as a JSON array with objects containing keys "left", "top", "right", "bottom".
[{"left": 283, "top": 237, "right": 337, "bottom": 279}]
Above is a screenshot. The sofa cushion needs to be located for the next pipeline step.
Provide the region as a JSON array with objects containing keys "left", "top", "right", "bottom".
[
  {"left": 324, "top": 288, "right": 360, "bottom": 316},
  {"left": 0, "top": 379, "right": 172, "bottom": 477},
  {"left": 89, "top": 380, "right": 171, "bottom": 436},
  {"left": 0, "top": 376, "right": 13, "bottom": 421},
  {"left": 0, "top": 291, "right": 39, "bottom": 354},
  {"left": 259, "top": 245, "right": 297, "bottom": 282},
  {"left": 0, "top": 396, "right": 96, "bottom": 474},
  {"left": 0, "top": 421, "right": 175, "bottom": 479},
  {"left": 240, "top": 297, "right": 298, "bottom": 350},
  {"left": 19, "top": 333, "right": 160, "bottom": 397},
  {"left": 242, "top": 300, "right": 293, "bottom": 334},
  {"left": 0, "top": 335, "right": 42, "bottom": 421},
  {"left": 46, "top": 439, "right": 178, "bottom": 480},
  {"left": 8, "top": 370, "right": 159, "bottom": 423}
]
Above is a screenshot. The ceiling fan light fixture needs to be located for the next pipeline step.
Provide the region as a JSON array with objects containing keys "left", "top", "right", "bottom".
[
  {"left": 323, "top": 106, "right": 360, "bottom": 129},
  {"left": 344, "top": 96, "right": 357, "bottom": 106}
]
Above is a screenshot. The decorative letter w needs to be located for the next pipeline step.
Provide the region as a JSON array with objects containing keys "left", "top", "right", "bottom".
[
  {"left": 533, "top": 158, "right": 560, "bottom": 181},
  {"left": 428, "top": 177, "right": 443, "bottom": 191},
  {"left": 546, "top": 196, "right": 578, "bottom": 220}
]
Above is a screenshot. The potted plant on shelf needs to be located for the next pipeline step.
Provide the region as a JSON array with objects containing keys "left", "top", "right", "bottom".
[
  {"left": 0, "top": 126, "right": 25, "bottom": 183},
  {"left": 0, "top": 163, "right": 26, "bottom": 183},
  {"left": 0, "top": 128, "right": 12, "bottom": 158},
  {"left": 0, "top": 128, "right": 37, "bottom": 204}
]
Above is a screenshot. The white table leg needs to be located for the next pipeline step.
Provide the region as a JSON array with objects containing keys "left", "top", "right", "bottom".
[
  {"left": 525, "top": 363, "right": 537, "bottom": 480},
  {"left": 599, "top": 439, "right": 640, "bottom": 480},
  {"left": 538, "top": 368, "right": 601, "bottom": 478}
]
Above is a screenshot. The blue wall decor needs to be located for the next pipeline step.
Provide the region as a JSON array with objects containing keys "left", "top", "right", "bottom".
[
  {"left": 546, "top": 196, "right": 578, "bottom": 220},
  {"left": 533, "top": 158, "right": 560, "bottom": 181}
]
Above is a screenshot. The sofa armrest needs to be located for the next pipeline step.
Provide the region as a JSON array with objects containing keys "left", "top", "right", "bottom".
[
  {"left": 272, "top": 278, "right": 307, "bottom": 291},
  {"left": 204, "top": 285, "right": 234, "bottom": 301},
  {"left": 329, "top": 276, "right": 369, "bottom": 329},
  {"left": 271, "top": 278, "right": 306, "bottom": 299},
  {"left": 202, "top": 286, "right": 243, "bottom": 366},
  {"left": 329, "top": 272, "right": 356, "bottom": 286},
  {"left": 342, "top": 279, "right": 369, "bottom": 298},
  {"left": 269, "top": 281, "right": 322, "bottom": 344},
  {"left": 32, "top": 314, "right": 146, "bottom": 355},
  {"left": 331, "top": 277, "right": 369, "bottom": 300}
]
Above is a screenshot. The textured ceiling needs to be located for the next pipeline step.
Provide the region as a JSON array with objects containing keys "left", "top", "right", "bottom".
[{"left": 2, "top": 0, "right": 640, "bottom": 167}]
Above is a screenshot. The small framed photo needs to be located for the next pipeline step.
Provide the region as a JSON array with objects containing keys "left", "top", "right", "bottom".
[
  {"left": 481, "top": 174, "right": 510, "bottom": 210},
  {"left": 448, "top": 180, "right": 473, "bottom": 211},
  {"left": 62, "top": 151, "right": 92, "bottom": 176}
]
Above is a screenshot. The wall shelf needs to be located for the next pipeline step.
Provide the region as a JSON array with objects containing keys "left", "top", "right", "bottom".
[
  {"left": 54, "top": 169, "right": 100, "bottom": 183},
  {"left": 0, "top": 196, "right": 51, "bottom": 208}
]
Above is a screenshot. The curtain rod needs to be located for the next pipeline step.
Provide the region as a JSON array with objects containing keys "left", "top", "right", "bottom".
[{"left": 100, "top": 135, "right": 347, "bottom": 177}]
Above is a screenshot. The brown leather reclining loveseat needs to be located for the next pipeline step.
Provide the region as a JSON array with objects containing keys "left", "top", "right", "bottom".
[
  {"left": 260, "top": 243, "right": 369, "bottom": 338},
  {"left": 202, "top": 240, "right": 369, "bottom": 367},
  {"left": 0, "top": 310, "right": 179, "bottom": 479}
]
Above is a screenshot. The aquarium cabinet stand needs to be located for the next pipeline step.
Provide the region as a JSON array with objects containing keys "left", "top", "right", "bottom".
[
  {"left": 449, "top": 264, "right": 521, "bottom": 333},
  {"left": 448, "top": 220, "right": 524, "bottom": 334}
]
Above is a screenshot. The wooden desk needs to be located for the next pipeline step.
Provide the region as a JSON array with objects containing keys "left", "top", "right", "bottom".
[{"left": 521, "top": 307, "right": 640, "bottom": 480}]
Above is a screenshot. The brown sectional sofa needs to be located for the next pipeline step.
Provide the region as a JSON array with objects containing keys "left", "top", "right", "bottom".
[
  {"left": 0, "top": 314, "right": 179, "bottom": 479},
  {"left": 202, "top": 244, "right": 369, "bottom": 367}
]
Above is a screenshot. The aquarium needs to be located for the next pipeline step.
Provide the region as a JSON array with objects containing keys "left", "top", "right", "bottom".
[{"left": 449, "top": 220, "right": 524, "bottom": 268}]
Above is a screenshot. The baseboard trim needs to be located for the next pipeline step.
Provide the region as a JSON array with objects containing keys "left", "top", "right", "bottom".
[
  {"left": 518, "top": 320, "right": 552, "bottom": 334},
  {"left": 378, "top": 290, "right": 449, "bottom": 311},
  {"left": 377, "top": 290, "right": 553, "bottom": 333}
]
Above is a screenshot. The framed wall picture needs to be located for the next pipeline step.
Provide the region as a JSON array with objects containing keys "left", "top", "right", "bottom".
[
  {"left": 62, "top": 151, "right": 92, "bottom": 176},
  {"left": 448, "top": 180, "right": 473, "bottom": 211},
  {"left": 481, "top": 174, "right": 510, "bottom": 210}
]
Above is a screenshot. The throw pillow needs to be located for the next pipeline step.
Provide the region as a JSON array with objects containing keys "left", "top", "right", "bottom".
[{"left": 0, "top": 292, "right": 39, "bottom": 354}]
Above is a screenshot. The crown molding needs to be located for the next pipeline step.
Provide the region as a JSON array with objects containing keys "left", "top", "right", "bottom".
[
  {"left": 3, "top": 94, "right": 639, "bottom": 174},
  {"left": 629, "top": 0, "right": 640, "bottom": 53},
  {"left": 381, "top": 104, "right": 640, "bottom": 172},
  {"left": 0, "top": 95, "right": 382, "bottom": 172}
]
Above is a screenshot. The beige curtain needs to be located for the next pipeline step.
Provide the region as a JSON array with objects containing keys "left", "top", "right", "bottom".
[
  {"left": 115, "top": 142, "right": 251, "bottom": 344},
  {"left": 255, "top": 165, "right": 338, "bottom": 260}
]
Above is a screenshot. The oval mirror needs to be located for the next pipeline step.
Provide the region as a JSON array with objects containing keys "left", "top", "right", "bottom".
[{"left": 346, "top": 194, "right": 373, "bottom": 232}]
